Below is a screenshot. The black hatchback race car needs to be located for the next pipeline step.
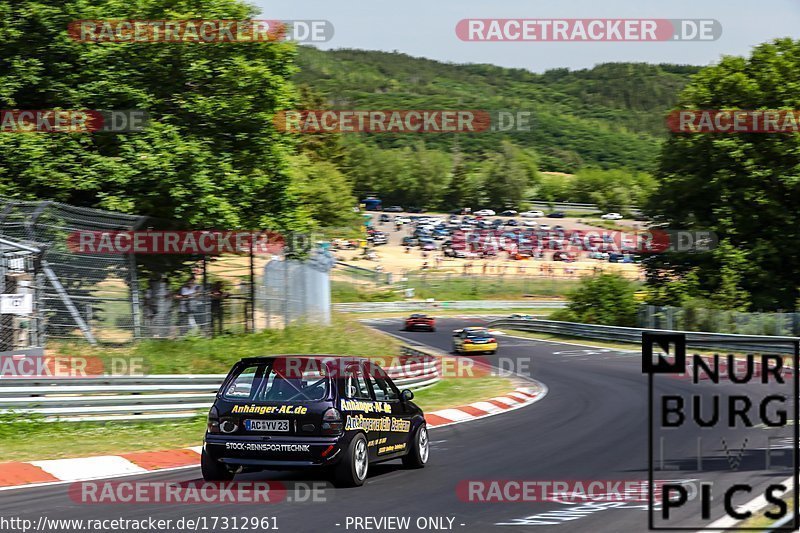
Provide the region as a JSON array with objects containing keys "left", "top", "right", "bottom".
[{"left": 202, "top": 355, "right": 429, "bottom": 487}]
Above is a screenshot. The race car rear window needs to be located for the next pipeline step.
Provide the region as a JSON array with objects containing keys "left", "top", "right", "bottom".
[
  {"left": 466, "top": 329, "right": 491, "bottom": 338},
  {"left": 222, "top": 361, "right": 329, "bottom": 402}
]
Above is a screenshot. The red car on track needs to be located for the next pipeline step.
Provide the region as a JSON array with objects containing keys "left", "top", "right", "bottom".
[{"left": 404, "top": 314, "right": 436, "bottom": 332}]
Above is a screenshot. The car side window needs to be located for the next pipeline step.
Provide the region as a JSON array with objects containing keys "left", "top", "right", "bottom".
[
  {"left": 345, "top": 367, "right": 372, "bottom": 400},
  {"left": 224, "top": 365, "right": 259, "bottom": 399},
  {"left": 369, "top": 375, "right": 400, "bottom": 401}
]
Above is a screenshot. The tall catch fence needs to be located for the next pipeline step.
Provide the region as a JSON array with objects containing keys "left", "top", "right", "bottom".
[
  {"left": 638, "top": 304, "right": 800, "bottom": 337},
  {"left": 0, "top": 199, "right": 332, "bottom": 345}
]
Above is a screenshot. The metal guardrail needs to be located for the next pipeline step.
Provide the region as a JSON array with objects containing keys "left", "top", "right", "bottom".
[
  {"left": 488, "top": 319, "right": 800, "bottom": 354},
  {"left": 0, "top": 348, "right": 442, "bottom": 423},
  {"left": 334, "top": 300, "right": 567, "bottom": 313}
]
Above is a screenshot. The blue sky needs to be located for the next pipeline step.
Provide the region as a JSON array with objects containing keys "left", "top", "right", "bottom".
[{"left": 253, "top": 0, "right": 800, "bottom": 71}]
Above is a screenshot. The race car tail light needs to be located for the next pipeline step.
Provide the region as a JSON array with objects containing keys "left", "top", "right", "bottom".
[
  {"left": 463, "top": 339, "right": 473, "bottom": 344},
  {"left": 220, "top": 419, "right": 238, "bottom": 434},
  {"left": 488, "top": 338, "right": 496, "bottom": 343},
  {"left": 207, "top": 406, "right": 220, "bottom": 433},
  {"left": 321, "top": 408, "right": 343, "bottom": 436}
]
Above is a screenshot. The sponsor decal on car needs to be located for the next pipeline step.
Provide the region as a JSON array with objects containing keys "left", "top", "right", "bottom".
[
  {"left": 344, "top": 415, "right": 411, "bottom": 433},
  {"left": 378, "top": 443, "right": 407, "bottom": 454},
  {"left": 231, "top": 404, "right": 308, "bottom": 415},
  {"left": 340, "top": 399, "right": 391, "bottom": 413},
  {"left": 224, "top": 442, "right": 310, "bottom": 452},
  {"left": 368, "top": 437, "right": 388, "bottom": 447}
]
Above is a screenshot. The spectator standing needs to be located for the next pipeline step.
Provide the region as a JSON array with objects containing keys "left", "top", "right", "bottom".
[
  {"left": 176, "top": 276, "right": 201, "bottom": 335},
  {"left": 209, "top": 281, "right": 229, "bottom": 336}
]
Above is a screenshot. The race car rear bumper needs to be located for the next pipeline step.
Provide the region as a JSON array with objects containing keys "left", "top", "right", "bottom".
[
  {"left": 459, "top": 342, "right": 498, "bottom": 352},
  {"left": 204, "top": 434, "right": 346, "bottom": 469}
]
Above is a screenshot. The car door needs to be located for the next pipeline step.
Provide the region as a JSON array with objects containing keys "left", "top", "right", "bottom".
[
  {"left": 341, "top": 363, "right": 383, "bottom": 460},
  {"left": 366, "top": 365, "right": 411, "bottom": 456}
]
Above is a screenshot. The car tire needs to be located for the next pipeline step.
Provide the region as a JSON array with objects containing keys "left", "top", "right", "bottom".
[
  {"left": 201, "top": 448, "right": 234, "bottom": 481},
  {"left": 402, "top": 423, "right": 429, "bottom": 469},
  {"left": 333, "top": 433, "right": 369, "bottom": 487}
]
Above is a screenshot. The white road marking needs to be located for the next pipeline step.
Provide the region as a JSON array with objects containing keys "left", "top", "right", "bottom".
[{"left": 31, "top": 456, "right": 147, "bottom": 481}]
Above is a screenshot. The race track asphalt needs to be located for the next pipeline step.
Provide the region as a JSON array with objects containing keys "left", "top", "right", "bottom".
[{"left": 0, "top": 317, "right": 794, "bottom": 533}]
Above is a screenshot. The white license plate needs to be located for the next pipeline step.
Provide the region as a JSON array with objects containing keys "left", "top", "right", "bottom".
[{"left": 244, "top": 419, "right": 289, "bottom": 432}]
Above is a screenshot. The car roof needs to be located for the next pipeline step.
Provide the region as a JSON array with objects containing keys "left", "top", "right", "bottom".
[
  {"left": 464, "top": 326, "right": 489, "bottom": 331},
  {"left": 237, "top": 354, "right": 371, "bottom": 364}
]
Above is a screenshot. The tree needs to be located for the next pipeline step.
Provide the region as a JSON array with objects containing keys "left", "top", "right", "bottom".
[
  {"left": 553, "top": 273, "right": 639, "bottom": 326},
  {"left": 0, "top": 0, "right": 304, "bottom": 230},
  {"left": 646, "top": 38, "right": 800, "bottom": 310},
  {"left": 477, "top": 141, "right": 539, "bottom": 208},
  {"left": 287, "top": 155, "right": 359, "bottom": 227}
]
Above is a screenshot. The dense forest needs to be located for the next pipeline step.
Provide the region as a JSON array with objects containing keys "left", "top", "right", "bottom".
[{"left": 295, "top": 47, "right": 701, "bottom": 174}]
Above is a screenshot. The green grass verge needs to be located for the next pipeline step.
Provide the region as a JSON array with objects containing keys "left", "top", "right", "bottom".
[
  {"left": 48, "top": 314, "right": 403, "bottom": 375},
  {"left": 738, "top": 497, "right": 793, "bottom": 530},
  {"left": 0, "top": 375, "right": 515, "bottom": 462},
  {"left": 331, "top": 280, "right": 398, "bottom": 303},
  {"left": 332, "top": 277, "right": 583, "bottom": 303},
  {"left": 405, "top": 277, "right": 582, "bottom": 300}
]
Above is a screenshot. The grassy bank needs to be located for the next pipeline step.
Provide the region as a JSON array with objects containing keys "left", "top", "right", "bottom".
[
  {"left": 48, "top": 314, "right": 402, "bottom": 374},
  {"left": 332, "top": 277, "right": 581, "bottom": 303},
  {"left": 0, "top": 375, "right": 515, "bottom": 462}
]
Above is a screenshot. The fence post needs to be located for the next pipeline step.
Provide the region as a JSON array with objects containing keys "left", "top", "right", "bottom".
[
  {"left": 248, "top": 239, "right": 255, "bottom": 333},
  {"left": 129, "top": 254, "right": 142, "bottom": 340}
]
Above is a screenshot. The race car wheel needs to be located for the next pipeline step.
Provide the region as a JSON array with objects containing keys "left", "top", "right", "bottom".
[
  {"left": 333, "top": 433, "right": 369, "bottom": 487},
  {"left": 201, "top": 449, "right": 234, "bottom": 481},
  {"left": 402, "top": 423, "right": 429, "bottom": 468}
]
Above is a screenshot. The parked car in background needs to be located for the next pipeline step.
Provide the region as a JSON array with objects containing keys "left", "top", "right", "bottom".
[
  {"left": 500, "top": 210, "right": 518, "bottom": 216},
  {"left": 548, "top": 211, "right": 566, "bottom": 218},
  {"left": 601, "top": 212, "right": 623, "bottom": 220},
  {"left": 474, "top": 209, "right": 496, "bottom": 216},
  {"left": 379, "top": 214, "right": 391, "bottom": 223},
  {"left": 384, "top": 206, "right": 404, "bottom": 213},
  {"left": 520, "top": 210, "right": 545, "bottom": 218}
]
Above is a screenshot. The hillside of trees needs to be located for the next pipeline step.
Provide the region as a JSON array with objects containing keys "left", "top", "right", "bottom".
[{"left": 295, "top": 47, "right": 701, "bottom": 173}]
